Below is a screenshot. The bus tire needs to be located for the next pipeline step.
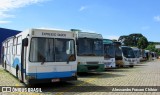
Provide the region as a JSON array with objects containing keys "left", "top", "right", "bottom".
[
  {"left": 120, "top": 65, "right": 124, "bottom": 68},
  {"left": 129, "top": 65, "right": 134, "bottom": 68},
  {"left": 25, "top": 83, "right": 34, "bottom": 87},
  {"left": 16, "top": 66, "right": 22, "bottom": 82},
  {"left": 4, "top": 62, "right": 7, "bottom": 70}
]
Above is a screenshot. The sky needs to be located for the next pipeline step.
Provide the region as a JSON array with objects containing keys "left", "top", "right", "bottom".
[{"left": 0, "top": 0, "right": 160, "bottom": 42}]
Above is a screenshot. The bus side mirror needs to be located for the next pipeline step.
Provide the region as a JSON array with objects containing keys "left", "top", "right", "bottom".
[{"left": 22, "top": 38, "right": 28, "bottom": 46}]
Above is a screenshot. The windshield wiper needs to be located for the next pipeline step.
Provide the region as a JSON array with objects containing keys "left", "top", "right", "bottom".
[
  {"left": 67, "top": 54, "right": 76, "bottom": 64},
  {"left": 41, "top": 56, "right": 46, "bottom": 65}
]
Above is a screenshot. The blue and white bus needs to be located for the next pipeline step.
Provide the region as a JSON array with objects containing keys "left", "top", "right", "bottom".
[{"left": 1, "top": 29, "right": 77, "bottom": 85}]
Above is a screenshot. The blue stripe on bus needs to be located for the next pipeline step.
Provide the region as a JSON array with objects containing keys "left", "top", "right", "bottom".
[
  {"left": 27, "top": 71, "right": 76, "bottom": 79},
  {"left": 12, "top": 58, "right": 21, "bottom": 69}
]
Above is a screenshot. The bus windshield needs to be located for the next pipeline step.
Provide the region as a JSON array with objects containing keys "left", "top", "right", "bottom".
[
  {"left": 77, "top": 38, "right": 103, "bottom": 56},
  {"left": 104, "top": 44, "right": 115, "bottom": 58},
  {"left": 29, "top": 38, "right": 75, "bottom": 62},
  {"left": 122, "top": 47, "right": 135, "bottom": 58},
  {"left": 133, "top": 50, "right": 140, "bottom": 58}
]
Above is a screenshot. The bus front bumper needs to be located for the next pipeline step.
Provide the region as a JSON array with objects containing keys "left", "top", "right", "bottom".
[
  {"left": 27, "top": 76, "right": 77, "bottom": 85},
  {"left": 77, "top": 64, "right": 105, "bottom": 72}
]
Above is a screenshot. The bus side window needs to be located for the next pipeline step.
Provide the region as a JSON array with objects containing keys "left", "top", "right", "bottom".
[
  {"left": 1, "top": 46, "right": 4, "bottom": 62},
  {"left": 17, "top": 36, "right": 22, "bottom": 55}
]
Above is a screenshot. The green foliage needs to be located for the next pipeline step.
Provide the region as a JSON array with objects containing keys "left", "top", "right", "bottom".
[
  {"left": 137, "top": 37, "right": 148, "bottom": 49},
  {"left": 146, "top": 44, "right": 160, "bottom": 56},
  {"left": 128, "top": 34, "right": 143, "bottom": 46},
  {"left": 112, "top": 39, "right": 118, "bottom": 42},
  {"left": 146, "top": 44, "right": 155, "bottom": 51},
  {"left": 118, "top": 35, "right": 129, "bottom": 45},
  {"left": 118, "top": 33, "right": 148, "bottom": 48},
  {"left": 118, "top": 33, "right": 160, "bottom": 56}
]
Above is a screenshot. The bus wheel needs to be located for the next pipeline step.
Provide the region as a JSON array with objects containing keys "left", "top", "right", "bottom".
[
  {"left": 129, "top": 65, "right": 134, "bottom": 68},
  {"left": 4, "top": 62, "right": 7, "bottom": 70},
  {"left": 16, "top": 66, "right": 22, "bottom": 82},
  {"left": 116, "top": 65, "right": 121, "bottom": 68}
]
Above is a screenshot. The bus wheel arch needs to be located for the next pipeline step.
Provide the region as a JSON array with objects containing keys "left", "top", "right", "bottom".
[
  {"left": 129, "top": 65, "right": 134, "bottom": 68},
  {"left": 16, "top": 65, "right": 22, "bottom": 82}
]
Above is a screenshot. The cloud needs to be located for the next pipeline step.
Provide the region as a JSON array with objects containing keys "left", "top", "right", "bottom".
[
  {"left": 0, "top": 0, "right": 47, "bottom": 24},
  {"left": 79, "top": 6, "right": 87, "bottom": 11},
  {"left": 0, "top": 20, "right": 11, "bottom": 24},
  {"left": 0, "top": 0, "right": 45, "bottom": 10},
  {"left": 38, "top": 27, "right": 67, "bottom": 31},
  {"left": 0, "top": 12, "right": 15, "bottom": 18},
  {"left": 154, "top": 15, "right": 160, "bottom": 22}
]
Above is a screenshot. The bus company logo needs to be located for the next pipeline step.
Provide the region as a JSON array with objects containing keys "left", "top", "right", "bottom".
[
  {"left": 2, "top": 87, "right": 12, "bottom": 92},
  {"left": 1, "top": 87, "right": 43, "bottom": 93}
]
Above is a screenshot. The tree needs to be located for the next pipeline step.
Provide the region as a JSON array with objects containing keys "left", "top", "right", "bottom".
[
  {"left": 128, "top": 33, "right": 143, "bottom": 46},
  {"left": 146, "top": 44, "right": 155, "bottom": 51},
  {"left": 118, "top": 35, "right": 129, "bottom": 46},
  {"left": 137, "top": 36, "right": 148, "bottom": 49},
  {"left": 118, "top": 33, "right": 146, "bottom": 47}
]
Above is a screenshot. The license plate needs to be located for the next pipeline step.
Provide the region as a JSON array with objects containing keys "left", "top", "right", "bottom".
[
  {"left": 51, "top": 79, "right": 60, "bottom": 82},
  {"left": 130, "top": 63, "right": 134, "bottom": 65}
]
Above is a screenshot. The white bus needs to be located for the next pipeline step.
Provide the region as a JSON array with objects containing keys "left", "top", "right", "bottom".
[
  {"left": 1, "top": 29, "right": 77, "bottom": 85},
  {"left": 121, "top": 46, "right": 137, "bottom": 67},
  {"left": 145, "top": 50, "right": 151, "bottom": 61},
  {"left": 71, "top": 29, "right": 104, "bottom": 72},
  {"left": 114, "top": 42, "right": 137, "bottom": 67},
  {"left": 131, "top": 47, "right": 141, "bottom": 64},
  {"left": 103, "top": 39, "right": 116, "bottom": 68},
  {"left": 151, "top": 52, "right": 157, "bottom": 60}
]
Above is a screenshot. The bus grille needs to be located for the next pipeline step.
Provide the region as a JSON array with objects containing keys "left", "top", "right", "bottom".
[
  {"left": 128, "top": 59, "right": 134, "bottom": 62},
  {"left": 87, "top": 66, "right": 99, "bottom": 70},
  {"left": 87, "top": 62, "right": 98, "bottom": 64}
]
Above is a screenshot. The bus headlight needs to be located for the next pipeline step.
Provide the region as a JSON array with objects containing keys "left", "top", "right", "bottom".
[
  {"left": 72, "top": 73, "right": 76, "bottom": 76},
  {"left": 26, "top": 75, "right": 36, "bottom": 79},
  {"left": 124, "top": 58, "right": 128, "bottom": 61}
]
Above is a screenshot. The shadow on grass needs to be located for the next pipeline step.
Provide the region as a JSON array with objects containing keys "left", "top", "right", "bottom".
[
  {"left": 77, "top": 72, "right": 103, "bottom": 78},
  {"left": 105, "top": 68, "right": 130, "bottom": 72},
  {"left": 78, "top": 72, "right": 125, "bottom": 79},
  {"left": 99, "top": 73, "right": 125, "bottom": 78},
  {"left": 28, "top": 80, "right": 111, "bottom": 92},
  {"left": 135, "top": 64, "right": 147, "bottom": 66}
]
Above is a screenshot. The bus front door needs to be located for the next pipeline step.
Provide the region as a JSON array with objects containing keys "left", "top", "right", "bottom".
[{"left": 21, "top": 38, "right": 28, "bottom": 82}]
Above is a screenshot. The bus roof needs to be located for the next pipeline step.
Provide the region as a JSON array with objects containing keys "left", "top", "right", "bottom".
[
  {"left": 75, "top": 31, "right": 102, "bottom": 39},
  {"left": 103, "top": 39, "right": 113, "bottom": 44},
  {"left": 25, "top": 28, "right": 76, "bottom": 39},
  {"left": 131, "top": 47, "right": 139, "bottom": 50}
]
